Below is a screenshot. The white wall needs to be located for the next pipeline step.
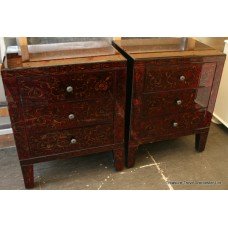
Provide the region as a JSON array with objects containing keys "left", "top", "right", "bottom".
[
  {"left": 0, "top": 37, "right": 6, "bottom": 103},
  {"left": 213, "top": 41, "right": 228, "bottom": 127}
]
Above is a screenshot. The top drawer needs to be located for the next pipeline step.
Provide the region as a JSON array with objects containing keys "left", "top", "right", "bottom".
[
  {"left": 144, "top": 63, "right": 203, "bottom": 92},
  {"left": 18, "top": 71, "right": 115, "bottom": 105}
]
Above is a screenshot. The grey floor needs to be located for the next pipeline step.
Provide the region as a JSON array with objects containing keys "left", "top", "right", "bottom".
[
  {"left": 0, "top": 123, "right": 227, "bottom": 190},
  {"left": 0, "top": 116, "right": 11, "bottom": 129}
]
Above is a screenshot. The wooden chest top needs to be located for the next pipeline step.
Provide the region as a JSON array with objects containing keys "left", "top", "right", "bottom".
[
  {"left": 2, "top": 43, "right": 126, "bottom": 70},
  {"left": 113, "top": 38, "right": 225, "bottom": 60}
]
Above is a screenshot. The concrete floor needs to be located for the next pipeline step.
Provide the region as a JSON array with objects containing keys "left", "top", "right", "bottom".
[
  {"left": 0, "top": 123, "right": 227, "bottom": 190},
  {"left": 0, "top": 116, "right": 11, "bottom": 130}
]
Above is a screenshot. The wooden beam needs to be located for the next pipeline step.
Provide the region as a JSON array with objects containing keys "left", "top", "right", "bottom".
[
  {"left": 186, "top": 38, "right": 196, "bottom": 50},
  {"left": 17, "top": 37, "right": 29, "bottom": 62},
  {"left": 113, "top": 37, "right": 121, "bottom": 41}
]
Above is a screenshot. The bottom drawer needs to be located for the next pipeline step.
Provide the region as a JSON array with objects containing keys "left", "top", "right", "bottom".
[
  {"left": 140, "top": 110, "right": 205, "bottom": 138},
  {"left": 28, "top": 124, "right": 114, "bottom": 157}
]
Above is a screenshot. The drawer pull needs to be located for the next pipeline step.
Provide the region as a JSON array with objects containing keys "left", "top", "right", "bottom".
[
  {"left": 68, "top": 114, "right": 75, "bottom": 120},
  {"left": 180, "top": 75, "right": 186, "bottom": 81},
  {"left": 176, "top": 100, "right": 182, "bottom": 105},
  {"left": 70, "top": 138, "right": 77, "bottom": 144},
  {"left": 173, "top": 122, "right": 178, "bottom": 127},
  {"left": 66, "top": 86, "right": 73, "bottom": 93}
]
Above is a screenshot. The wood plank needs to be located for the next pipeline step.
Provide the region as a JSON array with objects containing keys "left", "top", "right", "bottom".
[
  {"left": 113, "top": 37, "right": 121, "bottom": 41},
  {"left": 22, "top": 54, "right": 125, "bottom": 68},
  {"left": 28, "top": 45, "right": 116, "bottom": 62},
  {"left": 17, "top": 37, "right": 29, "bottom": 62},
  {"left": 131, "top": 49, "right": 224, "bottom": 60}
]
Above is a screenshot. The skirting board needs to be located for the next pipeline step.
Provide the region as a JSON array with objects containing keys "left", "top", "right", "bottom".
[
  {"left": 0, "top": 128, "right": 13, "bottom": 135},
  {"left": 213, "top": 113, "right": 228, "bottom": 128}
]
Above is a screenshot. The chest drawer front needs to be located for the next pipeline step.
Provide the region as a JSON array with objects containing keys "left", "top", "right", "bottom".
[
  {"left": 144, "top": 63, "right": 202, "bottom": 92},
  {"left": 139, "top": 111, "right": 205, "bottom": 138},
  {"left": 24, "top": 98, "right": 114, "bottom": 134},
  {"left": 18, "top": 71, "right": 115, "bottom": 105},
  {"left": 28, "top": 124, "right": 114, "bottom": 157},
  {"left": 142, "top": 88, "right": 210, "bottom": 117}
]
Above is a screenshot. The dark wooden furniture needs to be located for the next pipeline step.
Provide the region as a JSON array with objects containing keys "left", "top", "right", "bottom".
[
  {"left": 1, "top": 43, "right": 127, "bottom": 188},
  {"left": 113, "top": 38, "right": 226, "bottom": 167}
]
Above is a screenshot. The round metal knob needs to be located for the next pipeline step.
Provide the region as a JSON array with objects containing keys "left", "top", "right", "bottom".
[
  {"left": 180, "top": 75, "right": 186, "bottom": 81},
  {"left": 173, "top": 122, "right": 178, "bottom": 127},
  {"left": 66, "top": 86, "right": 73, "bottom": 93},
  {"left": 176, "top": 100, "right": 182, "bottom": 105},
  {"left": 68, "top": 114, "right": 75, "bottom": 120},
  {"left": 70, "top": 138, "right": 77, "bottom": 144}
]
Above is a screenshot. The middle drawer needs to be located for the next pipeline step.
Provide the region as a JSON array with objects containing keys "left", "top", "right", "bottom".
[
  {"left": 24, "top": 98, "right": 114, "bottom": 134},
  {"left": 141, "top": 87, "right": 211, "bottom": 117}
]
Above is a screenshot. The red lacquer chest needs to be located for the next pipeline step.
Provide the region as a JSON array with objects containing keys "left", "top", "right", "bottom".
[
  {"left": 113, "top": 38, "right": 226, "bottom": 167},
  {"left": 1, "top": 43, "right": 127, "bottom": 188}
]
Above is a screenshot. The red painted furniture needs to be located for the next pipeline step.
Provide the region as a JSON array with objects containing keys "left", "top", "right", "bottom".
[
  {"left": 113, "top": 38, "right": 226, "bottom": 167},
  {"left": 1, "top": 43, "right": 127, "bottom": 188}
]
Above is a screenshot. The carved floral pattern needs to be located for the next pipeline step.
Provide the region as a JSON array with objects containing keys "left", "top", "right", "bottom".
[
  {"left": 142, "top": 89, "right": 210, "bottom": 117},
  {"left": 18, "top": 71, "right": 115, "bottom": 105},
  {"left": 140, "top": 111, "right": 205, "bottom": 138},
  {"left": 29, "top": 124, "right": 114, "bottom": 157},
  {"left": 24, "top": 99, "right": 114, "bottom": 134},
  {"left": 5, "top": 61, "right": 126, "bottom": 78},
  {"left": 144, "top": 63, "right": 202, "bottom": 92}
]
